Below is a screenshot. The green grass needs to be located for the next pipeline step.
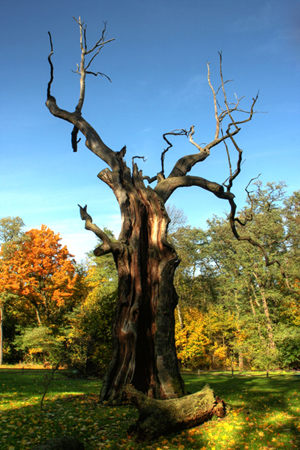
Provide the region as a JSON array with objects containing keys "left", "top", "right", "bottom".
[{"left": 0, "top": 368, "right": 299, "bottom": 450}]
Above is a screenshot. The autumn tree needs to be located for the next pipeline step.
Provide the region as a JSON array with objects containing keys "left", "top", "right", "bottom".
[
  {"left": 0, "top": 225, "right": 77, "bottom": 327},
  {"left": 45, "top": 18, "right": 258, "bottom": 405}
]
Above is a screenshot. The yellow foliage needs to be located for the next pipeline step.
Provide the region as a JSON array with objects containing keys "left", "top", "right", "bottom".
[
  {"left": 213, "top": 345, "right": 228, "bottom": 360},
  {"left": 175, "top": 307, "right": 211, "bottom": 367},
  {"left": 175, "top": 305, "right": 242, "bottom": 369}
]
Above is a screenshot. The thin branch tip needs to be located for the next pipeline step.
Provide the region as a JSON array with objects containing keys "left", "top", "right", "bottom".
[
  {"left": 78, "top": 204, "right": 93, "bottom": 222},
  {"left": 47, "top": 32, "right": 54, "bottom": 99},
  {"left": 48, "top": 31, "right": 53, "bottom": 50}
]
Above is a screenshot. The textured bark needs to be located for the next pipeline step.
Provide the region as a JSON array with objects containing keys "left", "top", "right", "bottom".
[
  {"left": 259, "top": 286, "right": 276, "bottom": 350},
  {"left": 99, "top": 164, "right": 185, "bottom": 402},
  {"left": 124, "top": 384, "right": 226, "bottom": 441},
  {"left": 252, "top": 272, "right": 276, "bottom": 350}
]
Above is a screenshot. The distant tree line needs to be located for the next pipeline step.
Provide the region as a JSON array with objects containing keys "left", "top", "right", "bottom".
[
  {"left": 171, "top": 181, "right": 300, "bottom": 372},
  {"left": 0, "top": 181, "right": 299, "bottom": 374}
]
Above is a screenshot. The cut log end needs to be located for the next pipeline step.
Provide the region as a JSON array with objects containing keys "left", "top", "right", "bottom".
[{"left": 124, "top": 384, "right": 226, "bottom": 441}]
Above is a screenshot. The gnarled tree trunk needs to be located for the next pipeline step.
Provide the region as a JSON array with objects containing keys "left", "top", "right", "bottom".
[{"left": 97, "top": 166, "right": 185, "bottom": 401}]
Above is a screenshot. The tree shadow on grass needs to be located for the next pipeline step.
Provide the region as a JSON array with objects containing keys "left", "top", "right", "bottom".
[
  {"left": 0, "top": 369, "right": 208, "bottom": 450},
  {"left": 1, "top": 369, "right": 299, "bottom": 449},
  {"left": 0, "top": 390, "right": 138, "bottom": 450}
]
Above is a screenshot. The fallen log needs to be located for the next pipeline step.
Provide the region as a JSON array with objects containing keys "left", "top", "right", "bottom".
[{"left": 124, "top": 383, "right": 226, "bottom": 441}]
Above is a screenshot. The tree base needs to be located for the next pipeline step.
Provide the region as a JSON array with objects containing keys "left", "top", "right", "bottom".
[{"left": 124, "top": 384, "right": 226, "bottom": 441}]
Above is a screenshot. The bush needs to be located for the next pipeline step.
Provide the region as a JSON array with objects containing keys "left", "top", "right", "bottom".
[{"left": 14, "top": 326, "right": 67, "bottom": 366}]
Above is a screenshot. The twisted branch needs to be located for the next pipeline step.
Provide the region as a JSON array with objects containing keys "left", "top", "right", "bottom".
[
  {"left": 78, "top": 204, "right": 117, "bottom": 256},
  {"left": 73, "top": 17, "right": 115, "bottom": 113},
  {"left": 46, "top": 21, "right": 119, "bottom": 169},
  {"left": 47, "top": 32, "right": 54, "bottom": 99}
]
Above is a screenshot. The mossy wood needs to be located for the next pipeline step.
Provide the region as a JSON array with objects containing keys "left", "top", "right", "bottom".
[{"left": 124, "top": 384, "right": 226, "bottom": 440}]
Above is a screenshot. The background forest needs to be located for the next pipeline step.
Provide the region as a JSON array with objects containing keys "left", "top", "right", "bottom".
[{"left": 1, "top": 181, "right": 299, "bottom": 375}]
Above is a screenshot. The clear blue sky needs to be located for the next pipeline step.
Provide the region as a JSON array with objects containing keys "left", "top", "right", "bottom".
[{"left": 1, "top": 0, "right": 299, "bottom": 262}]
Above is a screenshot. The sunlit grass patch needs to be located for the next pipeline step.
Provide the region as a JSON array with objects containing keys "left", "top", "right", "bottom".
[{"left": 0, "top": 368, "right": 299, "bottom": 450}]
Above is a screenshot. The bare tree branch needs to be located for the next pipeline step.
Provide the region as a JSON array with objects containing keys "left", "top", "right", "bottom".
[
  {"left": 132, "top": 155, "right": 147, "bottom": 166},
  {"left": 155, "top": 175, "right": 233, "bottom": 203},
  {"left": 47, "top": 32, "right": 54, "bottom": 100},
  {"left": 188, "top": 125, "right": 205, "bottom": 152},
  {"left": 165, "top": 65, "right": 255, "bottom": 182},
  {"left": 78, "top": 204, "right": 117, "bottom": 256},
  {"left": 161, "top": 129, "right": 190, "bottom": 177},
  {"left": 207, "top": 60, "right": 220, "bottom": 141},
  {"left": 46, "top": 22, "right": 119, "bottom": 168},
  {"left": 143, "top": 175, "right": 158, "bottom": 184},
  {"left": 73, "top": 17, "right": 114, "bottom": 114}
]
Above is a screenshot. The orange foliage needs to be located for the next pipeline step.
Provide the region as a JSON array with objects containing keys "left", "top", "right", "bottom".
[{"left": 0, "top": 225, "right": 77, "bottom": 324}]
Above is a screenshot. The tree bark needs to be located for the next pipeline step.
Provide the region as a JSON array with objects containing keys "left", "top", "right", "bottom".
[
  {"left": 252, "top": 272, "right": 276, "bottom": 350},
  {"left": 124, "top": 384, "right": 226, "bottom": 441},
  {"left": 98, "top": 164, "right": 185, "bottom": 402},
  {"left": 259, "top": 287, "right": 276, "bottom": 350},
  {"left": 239, "top": 351, "right": 244, "bottom": 371},
  {"left": 177, "top": 303, "right": 184, "bottom": 330}
]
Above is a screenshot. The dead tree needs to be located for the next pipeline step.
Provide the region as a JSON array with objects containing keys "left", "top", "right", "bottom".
[{"left": 46, "top": 18, "right": 258, "bottom": 404}]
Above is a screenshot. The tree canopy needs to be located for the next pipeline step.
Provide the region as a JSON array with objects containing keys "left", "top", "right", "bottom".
[{"left": 0, "top": 225, "right": 77, "bottom": 326}]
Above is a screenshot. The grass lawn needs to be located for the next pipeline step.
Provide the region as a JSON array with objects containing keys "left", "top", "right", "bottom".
[{"left": 0, "top": 367, "right": 299, "bottom": 450}]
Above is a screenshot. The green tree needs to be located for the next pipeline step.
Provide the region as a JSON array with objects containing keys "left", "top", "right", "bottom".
[
  {"left": 204, "top": 183, "right": 300, "bottom": 370},
  {"left": 15, "top": 326, "right": 67, "bottom": 366},
  {"left": 66, "top": 237, "right": 118, "bottom": 376},
  {"left": 170, "top": 226, "right": 219, "bottom": 311},
  {"left": 0, "top": 217, "right": 25, "bottom": 364},
  {"left": 0, "top": 216, "right": 25, "bottom": 244}
]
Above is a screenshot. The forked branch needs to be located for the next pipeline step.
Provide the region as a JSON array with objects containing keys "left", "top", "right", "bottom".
[
  {"left": 162, "top": 55, "right": 258, "bottom": 186},
  {"left": 161, "top": 129, "right": 191, "bottom": 177},
  {"left": 78, "top": 204, "right": 114, "bottom": 256},
  {"left": 73, "top": 17, "right": 115, "bottom": 114},
  {"left": 46, "top": 22, "right": 119, "bottom": 169}
]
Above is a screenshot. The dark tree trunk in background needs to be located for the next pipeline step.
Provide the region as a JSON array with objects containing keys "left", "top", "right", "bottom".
[{"left": 46, "top": 18, "right": 258, "bottom": 404}]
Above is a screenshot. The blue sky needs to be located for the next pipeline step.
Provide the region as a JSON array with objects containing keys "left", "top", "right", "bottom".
[{"left": 1, "top": 0, "right": 299, "bottom": 262}]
